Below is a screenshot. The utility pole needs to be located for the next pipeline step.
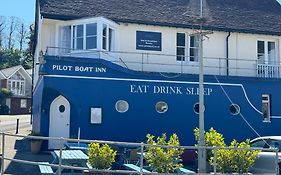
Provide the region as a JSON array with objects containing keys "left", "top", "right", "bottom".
[{"left": 197, "top": 0, "right": 207, "bottom": 173}]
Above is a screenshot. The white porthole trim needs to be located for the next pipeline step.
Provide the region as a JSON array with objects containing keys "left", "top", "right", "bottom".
[
  {"left": 115, "top": 100, "right": 129, "bottom": 113},
  {"left": 156, "top": 101, "right": 168, "bottom": 114}
]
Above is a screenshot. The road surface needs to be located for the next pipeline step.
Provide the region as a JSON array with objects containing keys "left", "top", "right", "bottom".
[{"left": 0, "top": 114, "right": 31, "bottom": 132}]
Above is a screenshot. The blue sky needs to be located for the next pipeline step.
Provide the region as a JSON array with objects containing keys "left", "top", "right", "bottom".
[
  {"left": 0, "top": 0, "right": 280, "bottom": 24},
  {"left": 0, "top": 0, "right": 35, "bottom": 24}
]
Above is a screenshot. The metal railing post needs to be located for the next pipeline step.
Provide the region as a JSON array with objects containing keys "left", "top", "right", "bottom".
[
  {"left": 140, "top": 142, "right": 144, "bottom": 175},
  {"left": 213, "top": 147, "right": 217, "bottom": 174},
  {"left": 1, "top": 133, "right": 5, "bottom": 175},
  {"left": 275, "top": 149, "right": 279, "bottom": 175},
  {"left": 58, "top": 137, "right": 63, "bottom": 175}
]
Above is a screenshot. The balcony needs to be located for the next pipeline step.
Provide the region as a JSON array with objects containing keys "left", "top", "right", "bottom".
[{"left": 44, "top": 47, "right": 281, "bottom": 79}]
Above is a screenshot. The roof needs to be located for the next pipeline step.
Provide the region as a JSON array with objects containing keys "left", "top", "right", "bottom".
[
  {"left": 0, "top": 65, "right": 32, "bottom": 80},
  {"left": 39, "top": 0, "right": 281, "bottom": 36},
  {"left": 0, "top": 65, "right": 22, "bottom": 78}
]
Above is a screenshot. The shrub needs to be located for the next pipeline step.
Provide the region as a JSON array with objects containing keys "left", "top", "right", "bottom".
[
  {"left": 145, "top": 133, "right": 184, "bottom": 173},
  {"left": 194, "top": 128, "right": 260, "bottom": 173},
  {"left": 88, "top": 143, "right": 117, "bottom": 170}
]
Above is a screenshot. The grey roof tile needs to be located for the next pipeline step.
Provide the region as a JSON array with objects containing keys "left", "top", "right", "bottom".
[{"left": 39, "top": 0, "right": 281, "bottom": 35}]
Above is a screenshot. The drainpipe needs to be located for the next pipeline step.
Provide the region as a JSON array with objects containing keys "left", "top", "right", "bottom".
[{"left": 226, "top": 32, "right": 231, "bottom": 76}]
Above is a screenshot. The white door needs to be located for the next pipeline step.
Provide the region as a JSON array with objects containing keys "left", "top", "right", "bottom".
[{"left": 49, "top": 95, "right": 70, "bottom": 149}]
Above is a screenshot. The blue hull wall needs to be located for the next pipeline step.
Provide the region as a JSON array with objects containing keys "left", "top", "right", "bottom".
[{"left": 33, "top": 56, "right": 281, "bottom": 146}]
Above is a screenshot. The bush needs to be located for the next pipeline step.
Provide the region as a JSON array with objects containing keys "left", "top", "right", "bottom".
[
  {"left": 88, "top": 143, "right": 117, "bottom": 170},
  {"left": 194, "top": 128, "right": 260, "bottom": 173},
  {"left": 145, "top": 133, "right": 184, "bottom": 173}
]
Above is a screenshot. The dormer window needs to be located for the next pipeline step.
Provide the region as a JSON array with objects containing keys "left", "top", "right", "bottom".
[{"left": 58, "top": 18, "right": 116, "bottom": 53}]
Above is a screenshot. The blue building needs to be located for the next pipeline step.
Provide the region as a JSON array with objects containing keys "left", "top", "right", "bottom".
[{"left": 33, "top": 0, "right": 281, "bottom": 149}]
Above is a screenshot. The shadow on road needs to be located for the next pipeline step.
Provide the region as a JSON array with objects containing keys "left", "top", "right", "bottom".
[{"left": 4, "top": 137, "right": 52, "bottom": 175}]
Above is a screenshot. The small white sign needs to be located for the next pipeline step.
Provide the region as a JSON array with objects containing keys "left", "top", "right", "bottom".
[{"left": 90, "top": 108, "right": 102, "bottom": 124}]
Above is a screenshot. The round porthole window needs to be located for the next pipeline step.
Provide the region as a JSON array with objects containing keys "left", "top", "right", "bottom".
[
  {"left": 229, "top": 104, "right": 240, "bottom": 115},
  {"left": 115, "top": 100, "right": 129, "bottom": 113},
  {"left": 193, "top": 102, "right": 205, "bottom": 114},
  {"left": 156, "top": 101, "right": 168, "bottom": 113},
  {"left": 59, "top": 105, "right": 65, "bottom": 113}
]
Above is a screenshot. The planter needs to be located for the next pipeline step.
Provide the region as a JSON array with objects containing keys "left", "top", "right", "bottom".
[{"left": 30, "top": 140, "right": 43, "bottom": 154}]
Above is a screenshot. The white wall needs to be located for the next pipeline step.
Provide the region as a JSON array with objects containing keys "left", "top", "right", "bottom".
[{"left": 38, "top": 18, "right": 281, "bottom": 77}]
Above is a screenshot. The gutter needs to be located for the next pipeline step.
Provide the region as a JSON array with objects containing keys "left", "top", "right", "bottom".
[{"left": 226, "top": 32, "right": 231, "bottom": 76}]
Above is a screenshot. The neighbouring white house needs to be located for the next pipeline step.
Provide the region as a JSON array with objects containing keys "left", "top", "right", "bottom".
[{"left": 0, "top": 65, "right": 32, "bottom": 114}]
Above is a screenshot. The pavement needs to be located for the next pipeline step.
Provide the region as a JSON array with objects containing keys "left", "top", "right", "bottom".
[{"left": 0, "top": 115, "right": 52, "bottom": 175}]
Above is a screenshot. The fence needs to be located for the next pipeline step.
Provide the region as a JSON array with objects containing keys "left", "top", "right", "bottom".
[
  {"left": 44, "top": 47, "right": 281, "bottom": 79},
  {"left": 0, "top": 132, "right": 280, "bottom": 175}
]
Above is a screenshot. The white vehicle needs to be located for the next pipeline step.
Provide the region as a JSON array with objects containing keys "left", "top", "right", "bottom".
[{"left": 250, "top": 136, "right": 281, "bottom": 174}]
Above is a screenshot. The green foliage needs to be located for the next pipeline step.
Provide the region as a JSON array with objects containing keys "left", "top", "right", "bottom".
[
  {"left": 228, "top": 139, "right": 260, "bottom": 173},
  {"left": 194, "top": 127, "right": 226, "bottom": 160},
  {"left": 88, "top": 143, "right": 117, "bottom": 169},
  {"left": 0, "top": 88, "right": 12, "bottom": 114},
  {"left": 145, "top": 133, "right": 184, "bottom": 173},
  {"left": 0, "top": 48, "right": 22, "bottom": 69},
  {"left": 194, "top": 128, "right": 260, "bottom": 173}
]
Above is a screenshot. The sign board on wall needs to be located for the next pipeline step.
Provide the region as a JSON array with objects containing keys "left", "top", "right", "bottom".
[
  {"left": 90, "top": 108, "right": 102, "bottom": 124},
  {"left": 136, "top": 31, "right": 162, "bottom": 51}
]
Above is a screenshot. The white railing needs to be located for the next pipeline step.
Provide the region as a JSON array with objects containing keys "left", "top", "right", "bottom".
[
  {"left": 257, "top": 64, "right": 281, "bottom": 78},
  {"left": 0, "top": 132, "right": 280, "bottom": 174},
  {"left": 44, "top": 47, "right": 281, "bottom": 78}
]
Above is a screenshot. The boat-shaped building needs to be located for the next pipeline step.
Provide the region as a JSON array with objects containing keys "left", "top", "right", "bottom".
[{"left": 33, "top": 0, "right": 281, "bottom": 149}]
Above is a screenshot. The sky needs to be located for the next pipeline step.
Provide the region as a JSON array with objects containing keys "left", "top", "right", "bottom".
[
  {"left": 0, "top": 0, "right": 36, "bottom": 24},
  {"left": 0, "top": 0, "right": 281, "bottom": 24}
]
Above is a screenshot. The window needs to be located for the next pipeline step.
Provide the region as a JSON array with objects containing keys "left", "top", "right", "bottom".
[
  {"left": 8, "top": 72, "right": 25, "bottom": 96},
  {"left": 70, "top": 22, "right": 114, "bottom": 51},
  {"left": 176, "top": 33, "right": 199, "bottom": 62},
  {"left": 73, "top": 24, "right": 84, "bottom": 50},
  {"left": 155, "top": 101, "right": 168, "bottom": 113},
  {"left": 189, "top": 35, "right": 199, "bottom": 62},
  {"left": 257, "top": 40, "right": 276, "bottom": 64},
  {"left": 176, "top": 33, "right": 186, "bottom": 61},
  {"left": 109, "top": 28, "right": 114, "bottom": 51},
  {"left": 115, "top": 100, "right": 129, "bottom": 113},
  {"left": 193, "top": 102, "right": 205, "bottom": 114},
  {"left": 86, "top": 23, "right": 97, "bottom": 49},
  {"left": 262, "top": 94, "right": 271, "bottom": 122},
  {"left": 102, "top": 24, "right": 107, "bottom": 50},
  {"left": 229, "top": 104, "right": 240, "bottom": 115},
  {"left": 20, "top": 99, "right": 27, "bottom": 108}
]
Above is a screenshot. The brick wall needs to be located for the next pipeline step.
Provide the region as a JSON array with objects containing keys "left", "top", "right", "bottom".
[{"left": 9, "top": 97, "right": 32, "bottom": 115}]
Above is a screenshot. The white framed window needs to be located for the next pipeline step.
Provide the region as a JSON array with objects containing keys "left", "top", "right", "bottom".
[
  {"left": 189, "top": 35, "right": 199, "bottom": 62},
  {"left": 257, "top": 40, "right": 277, "bottom": 64},
  {"left": 69, "top": 22, "right": 114, "bottom": 52},
  {"left": 20, "top": 99, "right": 27, "bottom": 108},
  {"left": 176, "top": 33, "right": 199, "bottom": 63},
  {"left": 86, "top": 23, "right": 97, "bottom": 49},
  {"left": 8, "top": 72, "right": 25, "bottom": 96},
  {"left": 73, "top": 24, "right": 84, "bottom": 50}
]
